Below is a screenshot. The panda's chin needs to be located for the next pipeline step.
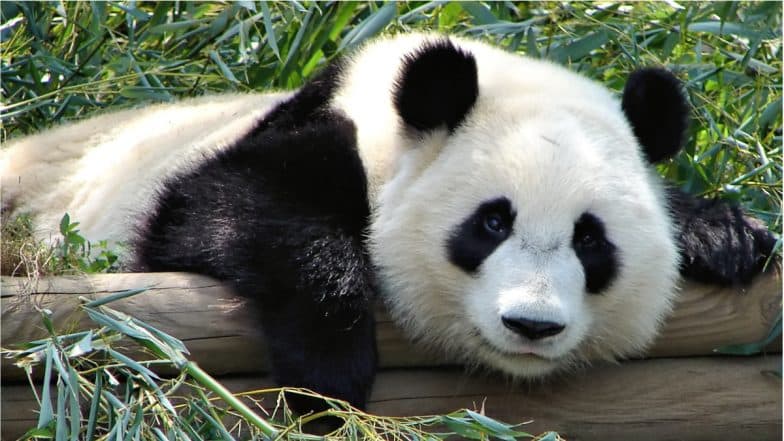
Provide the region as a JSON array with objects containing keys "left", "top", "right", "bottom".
[
  {"left": 477, "top": 344, "right": 560, "bottom": 378},
  {"left": 472, "top": 333, "right": 564, "bottom": 378}
]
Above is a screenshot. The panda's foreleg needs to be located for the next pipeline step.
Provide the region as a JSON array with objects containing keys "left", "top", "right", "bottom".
[
  {"left": 241, "top": 227, "right": 378, "bottom": 413},
  {"left": 666, "top": 187, "right": 778, "bottom": 285}
]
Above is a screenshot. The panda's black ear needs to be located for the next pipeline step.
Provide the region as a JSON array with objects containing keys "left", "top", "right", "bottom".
[
  {"left": 621, "top": 68, "right": 688, "bottom": 163},
  {"left": 394, "top": 38, "right": 478, "bottom": 132}
]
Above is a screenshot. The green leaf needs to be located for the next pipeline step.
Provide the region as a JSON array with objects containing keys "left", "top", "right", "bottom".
[
  {"left": 758, "top": 97, "right": 782, "bottom": 132},
  {"left": 548, "top": 31, "right": 609, "bottom": 64},
  {"left": 67, "top": 331, "right": 93, "bottom": 358},
  {"left": 338, "top": 2, "right": 397, "bottom": 51},
  {"left": 237, "top": 1, "right": 256, "bottom": 12},
  {"left": 20, "top": 427, "right": 54, "bottom": 439},
  {"left": 442, "top": 415, "right": 485, "bottom": 439},
  {"left": 59, "top": 213, "right": 70, "bottom": 236},
  {"left": 147, "top": 19, "right": 207, "bottom": 34},
  {"left": 119, "top": 86, "right": 174, "bottom": 102},
  {"left": 85, "top": 368, "right": 103, "bottom": 441},
  {"left": 279, "top": 5, "right": 315, "bottom": 82},
  {"left": 526, "top": 26, "right": 538, "bottom": 57},
  {"left": 209, "top": 50, "right": 240, "bottom": 84},
  {"left": 188, "top": 399, "right": 237, "bottom": 441},
  {"left": 465, "top": 409, "right": 531, "bottom": 437},
  {"left": 687, "top": 21, "right": 776, "bottom": 40},
  {"left": 259, "top": 1, "right": 281, "bottom": 60},
  {"left": 399, "top": 1, "right": 447, "bottom": 23},
  {"left": 112, "top": 3, "right": 150, "bottom": 22},
  {"left": 37, "top": 346, "right": 55, "bottom": 428},
  {"left": 68, "top": 367, "right": 80, "bottom": 441},
  {"left": 127, "top": 404, "right": 145, "bottom": 441},
  {"left": 55, "top": 377, "right": 67, "bottom": 441},
  {"left": 67, "top": 232, "right": 85, "bottom": 245},
  {"left": 82, "top": 288, "right": 149, "bottom": 307},
  {"left": 151, "top": 428, "right": 170, "bottom": 441},
  {"left": 461, "top": 2, "right": 498, "bottom": 25}
]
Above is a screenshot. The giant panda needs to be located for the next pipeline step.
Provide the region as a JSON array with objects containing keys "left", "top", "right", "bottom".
[{"left": 1, "top": 33, "right": 776, "bottom": 411}]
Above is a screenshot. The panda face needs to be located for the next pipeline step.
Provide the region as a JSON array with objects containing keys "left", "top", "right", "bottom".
[{"left": 372, "top": 99, "right": 680, "bottom": 377}]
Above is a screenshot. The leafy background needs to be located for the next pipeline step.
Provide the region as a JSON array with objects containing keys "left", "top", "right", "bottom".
[{"left": 1, "top": 1, "right": 781, "bottom": 233}]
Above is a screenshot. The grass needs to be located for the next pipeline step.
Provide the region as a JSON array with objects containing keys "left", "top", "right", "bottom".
[
  {"left": 0, "top": 1, "right": 781, "bottom": 439},
  {"left": 1, "top": 212, "right": 118, "bottom": 278}
]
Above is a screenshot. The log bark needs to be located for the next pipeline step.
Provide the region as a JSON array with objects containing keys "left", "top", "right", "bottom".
[
  {"left": 2, "top": 356, "right": 780, "bottom": 441},
  {"left": 2, "top": 271, "right": 780, "bottom": 380}
]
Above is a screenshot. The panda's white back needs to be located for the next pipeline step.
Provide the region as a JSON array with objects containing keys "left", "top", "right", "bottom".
[{"left": 2, "top": 92, "right": 290, "bottom": 246}]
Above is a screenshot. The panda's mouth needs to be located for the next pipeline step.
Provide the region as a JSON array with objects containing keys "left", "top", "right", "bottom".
[
  {"left": 471, "top": 327, "right": 554, "bottom": 361},
  {"left": 485, "top": 341, "right": 550, "bottom": 360}
]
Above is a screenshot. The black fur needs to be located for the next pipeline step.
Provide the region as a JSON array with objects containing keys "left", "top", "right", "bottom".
[
  {"left": 133, "top": 75, "right": 378, "bottom": 411},
  {"left": 251, "top": 58, "right": 345, "bottom": 133},
  {"left": 572, "top": 213, "right": 619, "bottom": 294},
  {"left": 394, "top": 38, "right": 478, "bottom": 132},
  {"left": 622, "top": 68, "right": 688, "bottom": 163},
  {"left": 666, "top": 187, "right": 777, "bottom": 285},
  {"left": 448, "top": 197, "right": 515, "bottom": 273}
]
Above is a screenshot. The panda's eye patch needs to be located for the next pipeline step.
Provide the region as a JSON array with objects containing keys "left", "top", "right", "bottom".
[
  {"left": 447, "top": 197, "right": 516, "bottom": 274},
  {"left": 572, "top": 212, "right": 619, "bottom": 294}
]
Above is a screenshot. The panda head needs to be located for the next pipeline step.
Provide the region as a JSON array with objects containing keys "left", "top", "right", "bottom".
[{"left": 371, "top": 37, "right": 687, "bottom": 377}]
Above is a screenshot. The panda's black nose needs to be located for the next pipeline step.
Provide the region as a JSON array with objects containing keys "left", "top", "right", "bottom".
[{"left": 501, "top": 316, "right": 565, "bottom": 340}]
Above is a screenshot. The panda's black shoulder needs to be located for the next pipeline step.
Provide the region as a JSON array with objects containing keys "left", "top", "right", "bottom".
[{"left": 132, "top": 60, "right": 370, "bottom": 276}]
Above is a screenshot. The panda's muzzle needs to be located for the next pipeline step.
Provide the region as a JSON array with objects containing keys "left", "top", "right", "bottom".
[{"left": 501, "top": 316, "right": 565, "bottom": 340}]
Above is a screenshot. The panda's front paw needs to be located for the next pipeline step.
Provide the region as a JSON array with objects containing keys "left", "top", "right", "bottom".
[
  {"left": 677, "top": 199, "right": 778, "bottom": 286},
  {"left": 267, "top": 311, "right": 377, "bottom": 418}
]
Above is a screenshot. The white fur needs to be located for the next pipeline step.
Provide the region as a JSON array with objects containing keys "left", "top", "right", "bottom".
[
  {"left": 2, "top": 93, "right": 290, "bottom": 247},
  {"left": 2, "top": 33, "right": 680, "bottom": 379}
]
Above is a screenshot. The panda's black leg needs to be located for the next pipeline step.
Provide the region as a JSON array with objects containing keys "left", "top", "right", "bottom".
[
  {"left": 232, "top": 227, "right": 377, "bottom": 415},
  {"left": 260, "top": 302, "right": 376, "bottom": 413},
  {"left": 666, "top": 187, "right": 778, "bottom": 285}
]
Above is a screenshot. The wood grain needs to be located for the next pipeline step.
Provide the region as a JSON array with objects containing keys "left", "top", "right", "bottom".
[{"left": 2, "top": 356, "right": 780, "bottom": 441}]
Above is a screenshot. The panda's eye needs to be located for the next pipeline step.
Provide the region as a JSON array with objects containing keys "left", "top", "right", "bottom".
[
  {"left": 483, "top": 213, "right": 506, "bottom": 234},
  {"left": 576, "top": 231, "right": 598, "bottom": 249},
  {"left": 573, "top": 217, "right": 603, "bottom": 251}
]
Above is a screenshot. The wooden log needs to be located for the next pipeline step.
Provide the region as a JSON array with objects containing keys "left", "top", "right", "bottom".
[
  {"left": 2, "top": 356, "right": 780, "bottom": 441},
  {"left": 2, "top": 270, "right": 780, "bottom": 381}
]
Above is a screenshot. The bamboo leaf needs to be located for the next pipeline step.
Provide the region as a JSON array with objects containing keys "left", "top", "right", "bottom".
[
  {"left": 37, "top": 346, "right": 55, "bottom": 428},
  {"left": 259, "top": 1, "right": 281, "bottom": 60},
  {"left": 338, "top": 2, "right": 396, "bottom": 51},
  {"left": 460, "top": 2, "right": 498, "bottom": 25},
  {"left": 209, "top": 50, "right": 240, "bottom": 84},
  {"left": 687, "top": 21, "right": 776, "bottom": 39},
  {"left": 85, "top": 369, "right": 104, "bottom": 441},
  {"left": 548, "top": 31, "right": 609, "bottom": 63},
  {"left": 82, "top": 288, "right": 149, "bottom": 307}
]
